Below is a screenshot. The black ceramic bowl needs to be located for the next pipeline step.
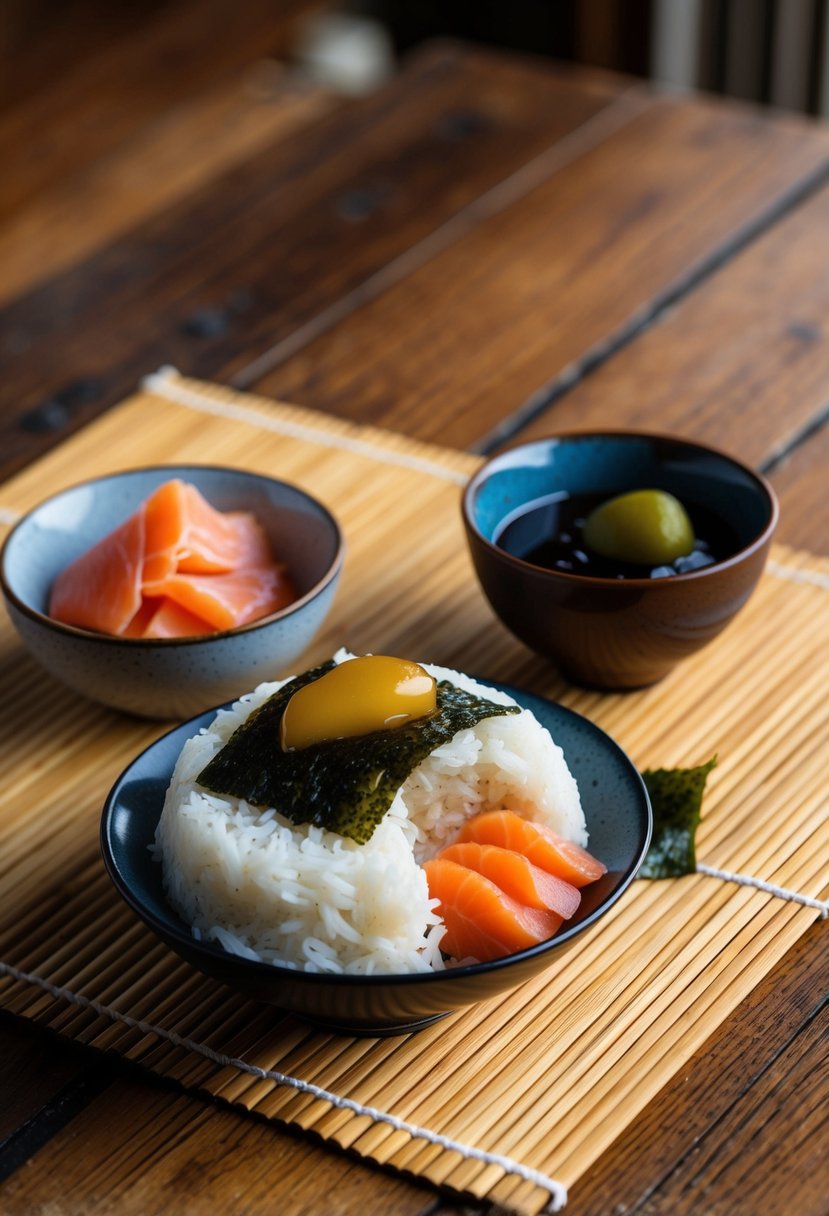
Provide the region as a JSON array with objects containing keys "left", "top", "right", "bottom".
[
  {"left": 462, "top": 432, "right": 778, "bottom": 689},
  {"left": 101, "top": 682, "right": 651, "bottom": 1036}
]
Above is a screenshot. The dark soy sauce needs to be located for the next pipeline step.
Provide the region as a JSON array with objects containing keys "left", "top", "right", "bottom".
[{"left": 494, "top": 491, "right": 740, "bottom": 579}]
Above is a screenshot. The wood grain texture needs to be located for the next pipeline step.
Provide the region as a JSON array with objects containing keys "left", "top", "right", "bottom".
[
  {"left": 0, "top": 1015, "right": 96, "bottom": 1143},
  {"left": 638, "top": 998, "right": 828, "bottom": 1216},
  {"left": 0, "top": 380, "right": 826, "bottom": 1216},
  {"left": 508, "top": 180, "right": 829, "bottom": 555},
  {"left": 0, "top": 1071, "right": 435, "bottom": 1216},
  {"left": 767, "top": 414, "right": 829, "bottom": 554},
  {"left": 0, "top": 0, "right": 317, "bottom": 224},
  {"left": 569, "top": 921, "right": 828, "bottom": 1215},
  {"left": 0, "top": 1, "right": 168, "bottom": 110},
  {"left": 1, "top": 30, "right": 828, "bottom": 1215},
  {"left": 0, "top": 43, "right": 621, "bottom": 483},
  {"left": 253, "top": 92, "right": 829, "bottom": 450},
  {"left": 0, "top": 69, "right": 333, "bottom": 305}
]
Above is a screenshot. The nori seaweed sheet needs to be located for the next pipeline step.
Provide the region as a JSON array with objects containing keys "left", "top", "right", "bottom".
[
  {"left": 196, "top": 662, "right": 520, "bottom": 844},
  {"left": 639, "top": 757, "right": 717, "bottom": 879}
]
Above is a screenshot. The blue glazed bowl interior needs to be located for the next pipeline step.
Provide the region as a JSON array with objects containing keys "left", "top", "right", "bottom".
[{"left": 471, "top": 434, "right": 774, "bottom": 552}]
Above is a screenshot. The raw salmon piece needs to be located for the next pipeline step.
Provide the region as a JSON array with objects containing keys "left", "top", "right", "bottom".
[
  {"left": 219, "top": 512, "right": 275, "bottom": 568},
  {"left": 437, "top": 842, "right": 581, "bottom": 920},
  {"left": 143, "top": 480, "right": 259, "bottom": 581},
  {"left": 139, "top": 597, "right": 216, "bottom": 639},
  {"left": 454, "top": 810, "right": 607, "bottom": 888},
  {"left": 423, "top": 857, "right": 564, "bottom": 963},
  {"left": 143, "top": 565, "right": 296, "bottom": 631},
  {"left": 49, "top": 507, "right": 146, "bottom": 635},
  {"left": 122, "top": 597, "right": 162, "bottom": 638},
  {"left": 141, "top": 481, "right": 185, "bottom": 584},
  {"left": 49, "top": 478, "right": 296, "bottom": 640}
]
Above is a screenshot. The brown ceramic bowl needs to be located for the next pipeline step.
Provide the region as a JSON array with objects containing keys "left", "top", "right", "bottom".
[{"left": 462, "top": 432, "right": 778, "bottom": 689}]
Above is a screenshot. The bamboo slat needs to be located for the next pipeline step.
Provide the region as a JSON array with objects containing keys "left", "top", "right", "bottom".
[{"left": 0, "top": 372, "right": 826, "bottom": 1216}]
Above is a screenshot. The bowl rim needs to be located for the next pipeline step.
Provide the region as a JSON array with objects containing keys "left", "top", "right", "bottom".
[
  {"left": 462, "top": 429, "right": 779, "bottom": 587},
  {"left": 0, "top": 463, "right": 346, "bottom": 646},
  {"left": 100, "top": 681, "right": 652, "bottom": 989}
]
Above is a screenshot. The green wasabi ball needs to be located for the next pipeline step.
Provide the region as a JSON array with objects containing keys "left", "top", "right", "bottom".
[{"left": 583, "top": 489, "right": 695, "bottom": 566}]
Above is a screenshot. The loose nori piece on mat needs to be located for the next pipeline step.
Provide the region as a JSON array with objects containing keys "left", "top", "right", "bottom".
[
  {"left": 197, "top": 664, "right": 520, "bottom": 844},
  {"left": 639, "top": 757, "right": 717, "bottom": 879}
]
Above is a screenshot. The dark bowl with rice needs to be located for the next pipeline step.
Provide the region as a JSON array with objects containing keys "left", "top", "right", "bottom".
[{"left": 102, "top": 680, "right": 651, "bottom": 1036}]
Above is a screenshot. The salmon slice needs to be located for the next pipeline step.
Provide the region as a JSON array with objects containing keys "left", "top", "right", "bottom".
[
  {"left": 142, "top": 480, "right": 266, "bottom": 582},
  {"left": 437, "top": 842, "right": 581, "bottom": 920},
  {"left": 122, "top": 597, "right": 163, "bottom": 638},
  {"left": 49, "top": 479, "right": 296, "bottom": 639},
  {"left": 454, "top": 810, "right": 607, "bottom": 888},
  {"left": 143, "top": 565, "right": 296, "bottom": 631},
  {"left": 424, "top": 858, "right": 564, "bottom": 962},
  {"left": 49, "top": 508, "right": 146, "bottom": 635},
  {"left": 219, "top": 512, "right": 275, "bottom": 568},
  {"left": 138, "top": 598, "right": 216, "bottom": 639}
]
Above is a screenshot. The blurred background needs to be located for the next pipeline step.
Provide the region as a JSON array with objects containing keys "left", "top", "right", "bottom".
[{"left": 3, "top": 0, "right": 829, "bottom": 116}]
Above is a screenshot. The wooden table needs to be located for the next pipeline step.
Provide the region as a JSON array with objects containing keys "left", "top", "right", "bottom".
[{"left": 1, "top": 32, "right": 827, "bottom": 1216}]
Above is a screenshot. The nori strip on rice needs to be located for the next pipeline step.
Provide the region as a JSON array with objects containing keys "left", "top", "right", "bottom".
[{"left": 196, "top": 662, "right": 520, "bottom": 843}]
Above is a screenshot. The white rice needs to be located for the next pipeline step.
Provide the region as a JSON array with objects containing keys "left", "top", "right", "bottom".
[{"left": 155, "top": 652, "right": 585, "bottom": 975}]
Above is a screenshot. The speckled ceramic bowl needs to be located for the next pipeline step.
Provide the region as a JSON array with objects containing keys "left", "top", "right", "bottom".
[
  {"left": 463, "top": 432, "right": 778, "bottom": 689},
  {"left": 101, "top": 681, "right": 651, "bottom": 1035},
  {"left": 0, "top": 465, "right": 344, "bottom": 718}
]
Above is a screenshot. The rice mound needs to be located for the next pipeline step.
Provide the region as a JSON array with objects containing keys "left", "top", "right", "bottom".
[{"left": 155, "top": 654, "right": 586, "bottom": 975}]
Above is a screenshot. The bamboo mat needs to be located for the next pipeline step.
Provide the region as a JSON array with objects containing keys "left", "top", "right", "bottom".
[{"left": 0, "top": 370, "right": 827, "bottom": 1215}]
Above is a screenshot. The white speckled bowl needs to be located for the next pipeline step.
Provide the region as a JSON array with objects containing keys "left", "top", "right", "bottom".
[{"left": 0, "top": 466, "right": 344, "bottom": 718}]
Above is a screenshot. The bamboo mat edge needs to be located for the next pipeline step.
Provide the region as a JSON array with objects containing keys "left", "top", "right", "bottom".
[
  {"left": 1, "top": 365, "right": 827, "bottom": 579},
  {"left": 0, "top": 370, "right": 827, "bottom": 1216}
]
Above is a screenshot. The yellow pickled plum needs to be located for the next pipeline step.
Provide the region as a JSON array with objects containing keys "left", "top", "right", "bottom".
[
  {"left": 582, "top": 489, "right": 695, "bottom": 567},
  {"left": 280, "top": 656, "right": 437, "bottom": 751}
]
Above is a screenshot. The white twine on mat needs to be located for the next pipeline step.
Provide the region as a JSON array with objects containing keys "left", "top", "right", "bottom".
[
  {"left": 766, "top": 558, "right": 829, "bottom": 591},
  {"left": 141, "top": 368, "right": 470, "bottom": 487},
  {"left": 134, "top": 375, "right": 829, "bottom": 596},
  {"left": 0, "top": 959, "right": 568, "bottom": 1213},
  {"left": 696, "top": 864, "right": 829, "bottom": 917}
]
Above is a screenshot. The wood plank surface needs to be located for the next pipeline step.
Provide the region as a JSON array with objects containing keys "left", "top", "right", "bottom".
[
  {"left": 0, "top": 1065, "right": 436, "bottom": 1216},
  {"left": 507, "top": 180, "right": 829, "bottom": 553},
  {"left": 0, "top": 1, "right": 169, "bottom": 111},
  {"left": 0, "top": 25, "right": 827, "bottom": 1216},
  {"left": 253, "top": 93, "right": 829, "bottom": 450},
  {"left": 0, "top": 379, "right": 826, "bottom": 1216},
  {"left": 0, "top": 1016, "right": 101, "bottom": 1146},
  {"left": 0, "top": 44, "right": 622, "bottom": 481},
  {"left": 569, "top": 922, "right": 828, "bottom": 1214},
  {"left": 766, "top": 418, "right": 829, "bottom": 553},
  {"left": 639, "top": 1002, "right": 827, "bottom": 1216},
  {"left": 0, "top": 69, "right": 333, "bottom": 306},
  {"left": 0, "top": 0, "right": 317, "bottom": 224}
]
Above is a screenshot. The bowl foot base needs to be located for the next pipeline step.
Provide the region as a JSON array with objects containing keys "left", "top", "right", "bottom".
[{"left": 300, "top": 1010, "right": 452, "bottom": 1037}]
